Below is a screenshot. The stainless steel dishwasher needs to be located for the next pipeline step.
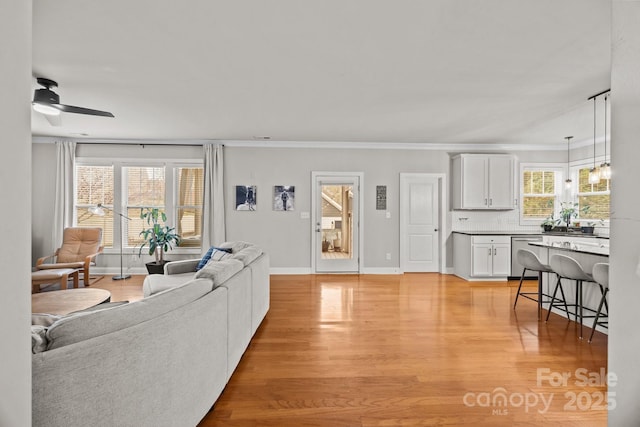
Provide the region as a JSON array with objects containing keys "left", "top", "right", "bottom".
[{"left": 509, "top": 235, "right": 543, "bottom": 279}]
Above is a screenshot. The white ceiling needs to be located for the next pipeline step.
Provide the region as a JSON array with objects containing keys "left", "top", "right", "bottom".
[{"left": 32, "top": 0, "right": 612, "bottom": 148}]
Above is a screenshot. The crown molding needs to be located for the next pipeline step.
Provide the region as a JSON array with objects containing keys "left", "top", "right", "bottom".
[{"left": 32, "top": 136, "right": 601, "bottom": 151}]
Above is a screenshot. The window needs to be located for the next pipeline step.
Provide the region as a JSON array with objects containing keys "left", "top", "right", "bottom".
[
  {"left": 520, "top": 165, "right": 564, "bottom": 224},
  {"left": 576, "top": 166, "right": 610, "bottom": 220},
  {"left": 124, "top": 166, "right": 166, "bottom": 247},
  {"left": 75, "top": 161, "right": 203, "bottom": 250},
  {"left": 176, "top": 167, "right": 204, "bottom": 248},
  {"left": 75, "top": 165, "right": 115, "bottom": 247}
]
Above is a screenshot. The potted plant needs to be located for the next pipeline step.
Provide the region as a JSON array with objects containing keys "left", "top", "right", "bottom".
[
  {"left": 581, "top": 219, "right": 604, "bottom": 235},
  {"left": 138, "top": 207, "right": 181, "bottom": 274},
  {"left": 558, "top": 202, "right": 591, "bottom": 231},
  {"left": 541, "top": 216, "right": 557, "bottom": 232},
  {"left": 540, "top": 200, "right": 559, "bottom": 232}
]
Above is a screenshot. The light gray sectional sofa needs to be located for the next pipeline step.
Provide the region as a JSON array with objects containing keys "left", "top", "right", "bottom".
[{"left": 32, "top": 241, "right": 269, "bottom": 427}]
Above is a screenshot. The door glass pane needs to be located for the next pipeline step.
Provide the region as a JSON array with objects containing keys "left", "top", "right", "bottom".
[{"left": 320, "top": 185, "right": 353, "bottom": 260}]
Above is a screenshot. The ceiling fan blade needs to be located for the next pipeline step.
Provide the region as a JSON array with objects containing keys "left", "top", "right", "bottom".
[
  {"left": 44, "top": 113, "right": 62, "bottom": 127},
  {"left": 55, "top": 104, "right": 114, "bottom": 118}
]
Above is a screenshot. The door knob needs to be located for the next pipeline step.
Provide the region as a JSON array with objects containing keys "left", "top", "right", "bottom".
[{"left": 434, "top": 228, "right": 438, "bottom": 232}]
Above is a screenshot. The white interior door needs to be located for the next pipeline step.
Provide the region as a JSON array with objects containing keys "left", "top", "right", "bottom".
[
  {"left": 312, "top": 173, "right": 361, "bottom": 273},
  {"left": 400, "top": 174, "right": 440, "bottom": 272}
]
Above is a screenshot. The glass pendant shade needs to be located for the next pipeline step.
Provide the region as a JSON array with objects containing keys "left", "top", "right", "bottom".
[
  {"left": 599, "top": 163, "right": 611, "bottom": 179},
  {"left": 588, "top": 168, "right": 601, "bottom": 184},
  {"left": 565, "top": 178, "right": 573, "bottom": 190}
]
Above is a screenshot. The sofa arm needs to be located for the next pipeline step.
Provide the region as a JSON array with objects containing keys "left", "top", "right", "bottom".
[{"left": 165, "top": 259, "right": 200, "bottom": 275}]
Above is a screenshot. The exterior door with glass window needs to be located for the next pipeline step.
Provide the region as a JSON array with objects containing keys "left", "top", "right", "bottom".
[{"left": 313, "top": 173, "right": 360, "bottom": 273}]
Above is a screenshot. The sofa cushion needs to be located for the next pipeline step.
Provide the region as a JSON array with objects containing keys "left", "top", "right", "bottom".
[
  {"left": 218, "top": 241, "right": 255, "bottom": 254},
  {"left": 46, "top": 278, "right": 214, "bottom": 350},
  {"left": 31, "top": 325, "right": 48, "bottom": 354},
  {"left": 143, "top": 272, "right": 194, "bottom": 297},
  {"left": 195, "top": 258, "right": 244, "bottom": 286},
  {"left": 196, "top": 246, "right": 233, "bottom": 271},
  {"left": 231, "top": 245, "right": 263, "bottom": 266},
  {"left": 32, "top": 313, "right": 63, "bottom": 327}
]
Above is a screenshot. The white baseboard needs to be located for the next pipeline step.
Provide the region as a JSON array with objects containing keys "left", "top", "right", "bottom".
[
  {"left": 91, "top": 267, "right": 147, "bottom": 276},
  {"left": 269, "top": 268, "right": 313, "bottom": 275},
  {"left": 361, "top": 267, "right": 402, "bottom": 274}
]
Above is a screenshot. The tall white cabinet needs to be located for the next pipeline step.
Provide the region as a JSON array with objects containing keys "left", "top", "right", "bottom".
[{"left": 451, "top": 154, "right": 516, "bottom": 210}]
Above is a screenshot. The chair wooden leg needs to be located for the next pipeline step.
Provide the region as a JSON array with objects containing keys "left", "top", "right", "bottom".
[
  {"left": 59, "top": 273, "right": 68, "bottom": 290},
  {"left": 72, "top": 271, "right": 79, "bottom": 288},
  {"left": 84, "top": 269, "right": 91, "bottom": 287}
]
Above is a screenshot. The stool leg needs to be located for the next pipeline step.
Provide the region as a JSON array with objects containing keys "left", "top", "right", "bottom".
[
  {"left": 513, "top": 268, "right": 527, "bottom": 310},
  {"left": 60, "top": 273, "right": 68, "bottom": 290},
  {"left": 578, "top": 280, "right": 584, "bottom": 340},
  {"left": 546, "top": 275, "right": 562, "bottom": 322},
  {"left": 555, "top": 278, "right": 571, "bottom": 320},
  {"left": 72, "top": 271, "right": 79, "bottom": 288},
  {"left": 599, "top": 284, "right": 609, "bottom": 314},
  {"left": 589, "top": 288, "right": 609, "bottom": 343},
  {"left": 537, "top": 271, "right": 543, "bottom": 320}
]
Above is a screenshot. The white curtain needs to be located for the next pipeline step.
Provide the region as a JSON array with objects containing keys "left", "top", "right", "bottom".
[
  {"left": 52, "top": 140, "right": 76, "bottom": 250},
  {"left": 202, "top": 143, "right": 226, "bottom": 249}
]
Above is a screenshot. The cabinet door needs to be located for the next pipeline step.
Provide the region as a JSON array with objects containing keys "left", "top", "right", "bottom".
[
  {"left": 471, "top": 243, "right": 492, "bottom": 276},
  {"left": 491, "top": 243, "right": 512, "bottom": 276},
  {"left": 487, "top": 156, "right": 514, "bottom": 209},
  {"left": 462, "top": 156, "right": 488, "bottom": 208}
]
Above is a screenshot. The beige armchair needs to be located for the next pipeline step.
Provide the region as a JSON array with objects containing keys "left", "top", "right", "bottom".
[{"left": 36, "top": 227, "right": 104, "bottom": 286}]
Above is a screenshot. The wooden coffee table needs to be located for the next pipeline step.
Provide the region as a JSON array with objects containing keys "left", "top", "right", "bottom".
[{"left": 32, "top": 288, "right": 112, "bottom": 315}]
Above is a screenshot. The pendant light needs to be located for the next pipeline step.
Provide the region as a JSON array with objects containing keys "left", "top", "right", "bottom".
[
  {"left": 564, "top": 136, "right": 573, "bottom": 189},
  {"left": 599, "top": 93, "right": 611, "bottom": 179},
  {"left": 588, "top": 95, "right": 601, "bottom": 184}
]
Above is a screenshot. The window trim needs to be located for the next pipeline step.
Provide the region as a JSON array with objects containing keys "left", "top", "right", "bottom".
[
  {"left": 519, "top": 163, "right": 566, "bottom": 226},
  {"left": 75, "top": 158, "right": 204, "bottom": 255},
  {"left": 570, "top": 157, "right": 611, "bottom": 222}
]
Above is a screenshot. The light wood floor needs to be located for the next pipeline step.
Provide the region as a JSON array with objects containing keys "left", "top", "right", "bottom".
[{"left": 60, "top": 273, "right": 608, "bottom": 426}]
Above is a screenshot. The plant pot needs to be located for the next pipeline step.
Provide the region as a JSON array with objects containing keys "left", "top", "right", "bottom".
[
  {"left": 552, "top": 226, "right": 567, "bottom": 232},
  {"left": 580, "top": 226, "right": 595, "bottom": 235},
  {"left": 146, "top": 260, "right": 169, "bottom": 275},
  {"left": 542, "top": 225, "right": 553, "bottom": 232},
  {"left": 322, "top": 241, "right": 330, "bottom": 252}
]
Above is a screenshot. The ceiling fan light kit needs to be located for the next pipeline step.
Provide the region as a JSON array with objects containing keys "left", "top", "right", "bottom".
[
  {"left": 32, "top": 102, "right": 61, "bottom": 116},
  {"left": 32, "top": 77, "right": 115, "bottom": 121}
]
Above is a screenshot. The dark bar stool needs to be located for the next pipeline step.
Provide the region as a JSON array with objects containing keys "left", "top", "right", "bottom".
[
  {"left": 546, "top": 254, "right": 599, "bottom": 339},
  {"left": 513, "top": 249, "right": 556, "bottom": 320},
  {"left": 589, "top": 263, "right": 609, "bottom": 343}
]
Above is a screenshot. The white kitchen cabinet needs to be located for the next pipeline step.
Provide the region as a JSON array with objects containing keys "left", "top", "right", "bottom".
[
  {"left": 471, "top": 236, "right": 511, "bottom": 277},
  {"left": 453, "top": 233, "right": 511, "bottom": 281},
  {"left": 452, "top": 154, "right": 516, "bottom": 210}
]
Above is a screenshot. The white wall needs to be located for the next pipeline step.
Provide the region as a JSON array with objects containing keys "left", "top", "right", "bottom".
[
  {"left": 1, "top": 1, "right": 32, "bottom": 425},
  {"left": 609, "top": 1, "right": 640, "bottom": 423},
  {"left": 32, "top": 142, "right": 566, "bottom": 273},
  {"left": 223, "top": 146, "right": 450, "bottom": 271}
]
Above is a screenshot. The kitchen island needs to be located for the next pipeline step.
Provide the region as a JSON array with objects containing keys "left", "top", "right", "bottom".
[{"left": 528, "top": 239, "right": 608, "bottom": 336}]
